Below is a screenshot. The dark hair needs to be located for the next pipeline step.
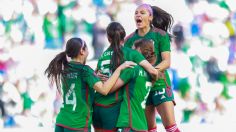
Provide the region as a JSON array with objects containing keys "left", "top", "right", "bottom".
[
  {"left": 151, "top": 6, "right": 174, "bottom": 33},
  {"left": 44, "top": 37, "right": 86, "bottom": 92},
  {"left": 106, "top": 22, "right": 126, "bottom": 72},
  {"left": 134, "top": 38, "right": 156, "bottom": 63},
  {"left": 173, "top": 24, "right": 185, "bottom": 49}
]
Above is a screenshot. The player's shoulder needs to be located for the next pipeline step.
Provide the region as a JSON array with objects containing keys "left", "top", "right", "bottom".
[
  {"left": 82, "top": 65, "right": 98, "bottom": 77},
  {"left": 132, "top": 65, "right": 144, "bottom": 72},
  {"left": 124, "top": 31, "right": 136, "bottom": 42},
  {"left": 132, "top": 65, "right": 149, "bottom": 77},
  {"left": 122, "top": 46, "right": 140, "bottom": 55},
  {"left": 135, "top": 65, "right": 143, "bottom": 70},
  {"left": 122, "top": 46, "right": 133, "bottom": 51},
  {"left": 82, "top": 65, "right": 94, "bottom": 72},
  {"left": 67, "top": 63, "right": 95, "bottom": 77},
  {"left": 151, "top": 27, "right": 167, "bottom": 36}
]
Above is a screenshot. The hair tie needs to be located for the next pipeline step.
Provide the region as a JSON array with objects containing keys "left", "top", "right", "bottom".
[{"left": 139, "top": 4, "right": 153, "bottom": 16}]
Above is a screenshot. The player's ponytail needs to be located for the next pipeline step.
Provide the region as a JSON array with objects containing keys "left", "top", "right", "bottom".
[
  {"left": 45, "top": 37, "right": 86, "bottom": 92},
  {"left": 151, "top": 5, "right": 173, "bottom": 33},
  {"left": 45, "top": 51, "right": 68, "bottom": 91},
  {"left": 106, "top": 22, "right": 125, "bottom": 72}
]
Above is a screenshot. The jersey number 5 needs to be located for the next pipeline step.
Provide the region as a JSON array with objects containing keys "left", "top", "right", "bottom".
[{"left": 100, "top": 60, "right": 111, "bottom": 76}]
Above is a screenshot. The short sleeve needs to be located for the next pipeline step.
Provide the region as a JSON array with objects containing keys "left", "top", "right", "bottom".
[
  {"left": 127, "top": 49, "right": 145, "bottom": 64},
  {"left": 124, "top": 38, "right": 133, "bottom": 48},
  {"left": 159, "top": 34, "right": 171, "bottom": 52},
  {"left": 82, "top": 65, "right": 101, "bottom": 88},
  {"left": 119, "top": 68, "right": 135, "bottom": 84},
  {"left": 124, "top": 32, "right": 136, "bottom": 48}
]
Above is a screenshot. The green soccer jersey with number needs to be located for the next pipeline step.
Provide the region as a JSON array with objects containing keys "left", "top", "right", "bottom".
[
  {"left": 124, "top": 27, "right": 171, "bottom": 91},
  {"left": 95, "top": 47, "right": 145, "bottom": 106},
  {"left": 56, "top": 61, "right": 100, "bottom": 130},
  {"left": 116, "top": 65, "right": 152, "bottom": 131}
]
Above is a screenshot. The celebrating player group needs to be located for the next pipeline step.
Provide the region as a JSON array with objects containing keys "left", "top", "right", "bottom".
[{"left": 45, "top": 3, "right": 181, "bottom": 132}]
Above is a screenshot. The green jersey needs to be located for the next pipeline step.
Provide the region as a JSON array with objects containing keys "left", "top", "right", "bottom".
[
  {"left": 116, "top": 65, "right": 152, "bottom": 131},
  {"left": 56, "top": 61, "right": 100, "bottom": 130},
  {"left": 124, "top": 27, "right": 171, "bottom": 91},
  {"left": 95, "top": 47, "right": 145, "bottom": 106}
]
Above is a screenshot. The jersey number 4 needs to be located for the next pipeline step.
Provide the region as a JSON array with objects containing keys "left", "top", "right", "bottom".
[{"left": 65, "top": 83, "right": 77, "bottom": 111}]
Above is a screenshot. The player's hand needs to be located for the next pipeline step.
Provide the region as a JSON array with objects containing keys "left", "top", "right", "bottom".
[
  {"left": 118, "top": 61, "right": 137, "bottom": 70},
  {"left": 97, "top": 70, "right": 109, "bottom": 82},
  {"left": 159, "top": 71, "right": 165, "bottom": 78},
  {"left": 152, "top": 68, "right": 165, "bottom": 81}
]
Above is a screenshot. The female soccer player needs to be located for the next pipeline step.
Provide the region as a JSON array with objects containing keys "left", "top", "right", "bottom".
[
  {"left": 44, "top": 37, "right": 136, "bottom": 132},
  {"left": 107, "top": 38, "right": 156, "bottom": 132},
  {"left": 93, "top": 22, "right": 158, "bottom": 132},
  {"left": 124, "top": 4, "right": 180, "bottom": 132}
]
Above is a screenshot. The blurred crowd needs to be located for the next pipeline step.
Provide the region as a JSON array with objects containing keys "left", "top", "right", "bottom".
[{"left": 0, "top": 0, "right": 236, "bottom": 128}]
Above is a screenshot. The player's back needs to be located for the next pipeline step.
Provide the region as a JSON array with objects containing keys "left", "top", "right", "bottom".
[{"left": 117, "top": 65, "right": 152, "bottom": 131}]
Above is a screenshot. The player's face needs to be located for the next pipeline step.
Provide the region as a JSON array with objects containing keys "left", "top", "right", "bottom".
[
  {"left": 134, "top": 6, "right": 153, "bottom": 29},
  {"left": 80, "top": 46, "right": 89, "bottom": 64},
  {"left": 83, "top": 47, "right": 89, "bottom": 64}
]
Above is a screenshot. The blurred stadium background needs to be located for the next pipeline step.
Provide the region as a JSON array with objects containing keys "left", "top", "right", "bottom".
[{"left": 0, "top": 0, "right": 236, "bottom": 131}]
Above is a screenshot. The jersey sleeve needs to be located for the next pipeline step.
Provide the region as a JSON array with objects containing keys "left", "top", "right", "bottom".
[
  {"left": 82, "top": 65, "right": 101, "bottom": 88},
  {"left": 124, "top": 39, "right": 132, "bottom": 48},
  {"left": 128, "top": 49, "right": 145, "bottom": 64},
  {"left": 124, "top": 33, "right": 135, "bottom": 48},
  {"left": 119, "top": 67, "right": 136, "bottom": 84},
  {"left": 159, "top": 33, "right": 171, "bottom": 52}
]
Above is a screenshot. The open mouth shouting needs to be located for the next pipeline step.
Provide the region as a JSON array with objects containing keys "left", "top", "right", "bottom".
[{"left": 135, "top": 18, "right": 143, "bottom": 26}]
